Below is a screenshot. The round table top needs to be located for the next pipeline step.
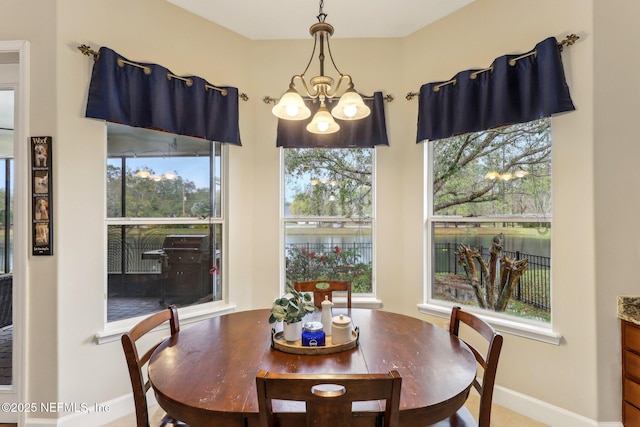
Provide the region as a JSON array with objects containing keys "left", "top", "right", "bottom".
[{"left": 148, "top": 308, "right": 476, "bottom": 427}]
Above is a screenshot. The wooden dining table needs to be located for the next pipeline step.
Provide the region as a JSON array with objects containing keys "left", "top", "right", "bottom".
[{"left": 148, "top": 308, "right": 477, "bottom": 427}]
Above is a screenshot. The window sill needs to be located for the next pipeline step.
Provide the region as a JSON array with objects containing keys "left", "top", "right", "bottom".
[
  {"left": 417, "top": 303, "right": 562, "bottom": 345},
  {"left": 95, "top": 302, "right": 237, "bottom": 345},
  {"left": 330, "top": 296, "right": 383, "bottom": 309}
]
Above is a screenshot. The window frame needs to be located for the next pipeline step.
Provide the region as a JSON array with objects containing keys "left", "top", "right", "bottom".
[
  {"left": 279, "top": 147, "right": 381, "bottom": 307},
  {"left": 421, "top": 125, "right": 561, "bottom": 345},
  {"left": 103, "top": 125, "right": 230, "bottom": 326}
]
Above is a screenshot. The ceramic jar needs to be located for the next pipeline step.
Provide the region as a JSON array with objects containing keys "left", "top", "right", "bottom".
[
  {"left": 331, "top": 314, "right": 352, "bottom": 345},
  {"left": 283, "top": 321, "right": 302, "bottom": 342},
  {"left": 321, "top": 296, "right": 334, "bottom": 336}
]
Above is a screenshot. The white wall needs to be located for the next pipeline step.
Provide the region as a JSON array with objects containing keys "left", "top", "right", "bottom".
[
  {"left": 2, "top": 0, "right": 631, "bottom": 425},
  {"left": 593, "top": 0, "right": 640, "bottom": 421}
]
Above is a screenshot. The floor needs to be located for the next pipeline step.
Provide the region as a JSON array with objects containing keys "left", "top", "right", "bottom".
[
  {"left": 0, "top": 325, "right": 11, "bottom": 386},
  {"left": 103, "top": 394, "right": 549, "bottom": 427},
  {"left": 107, "top": 296, "right": 168, "bottom": 322}
]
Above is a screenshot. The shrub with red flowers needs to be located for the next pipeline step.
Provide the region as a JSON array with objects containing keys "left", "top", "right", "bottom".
[{"left": 285, "top": 245, "right": 371, "bottom": 292}]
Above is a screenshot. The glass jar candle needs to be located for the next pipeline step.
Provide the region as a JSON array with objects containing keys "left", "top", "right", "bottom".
[{"left": 302, "top": 321, "right": 325, "bottom": 347}]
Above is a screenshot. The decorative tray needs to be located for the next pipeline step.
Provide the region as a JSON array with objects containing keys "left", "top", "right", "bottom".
[{"left": 271, "top": 327, "right": 359, "bottom": 355}]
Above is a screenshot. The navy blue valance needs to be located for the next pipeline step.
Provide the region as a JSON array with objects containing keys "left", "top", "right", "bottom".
[
  {"left": 416, "top": 37, "right": 575, "bottom": 142},
  {"left": 85, "top": 47, "right": 241, "bottom": 146},
  {"left": 277, "top": 92, "right": 389, "bottom": 148}
]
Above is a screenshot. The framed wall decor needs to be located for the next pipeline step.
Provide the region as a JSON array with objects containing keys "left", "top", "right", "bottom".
[{"left": 31, "top": 136, "right": 52, "bottom": 255}]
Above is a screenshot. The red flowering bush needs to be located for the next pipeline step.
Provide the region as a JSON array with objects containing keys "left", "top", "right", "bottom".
[{"left": 285, "top": 245, "right": 371, "bottom": 292}]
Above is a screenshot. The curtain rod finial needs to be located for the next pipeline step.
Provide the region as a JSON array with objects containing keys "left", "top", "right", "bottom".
[
  {"left": 78, "top": 44, "right": 99, "bottom": 60},
  {"left": 406, "top": 92, "right": 419, "bottom": 101},
  {"left": 558, "top": 34, "right": 579, "bottom": 51}
]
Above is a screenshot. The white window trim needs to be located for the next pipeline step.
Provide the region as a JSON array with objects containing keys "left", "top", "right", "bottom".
[
  {"left": 95, "top": 302, "right": 237, "bottom": 344},
  {"left": 279, "top": 148, "right": 378, "bottom": 300},
  {"left": 417, "top": 302, "right": 561, "bottom": 345},
  {"left": 424, "top": 129, "right": 562, "bottom": 345},
  {"left": 103, "top": 138, "right": 229, "bottom": 327}
]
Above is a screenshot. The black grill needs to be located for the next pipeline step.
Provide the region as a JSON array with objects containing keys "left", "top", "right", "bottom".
[{"left": 143, "top": 234, "right": 211, "bottom": 305}]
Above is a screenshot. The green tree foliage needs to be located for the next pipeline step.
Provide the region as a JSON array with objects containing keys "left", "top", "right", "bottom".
[
  {"left": 285, "top": 148, "right": 372, "bottom": 218},
  {"left": 433, "top": 119, "right": 551, "bottom": 216},
  {"left": 107, "top": 164, "right": 209, "bottom": 218}
]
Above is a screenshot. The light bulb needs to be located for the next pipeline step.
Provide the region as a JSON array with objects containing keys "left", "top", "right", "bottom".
[
  {"left": 306, "top": 102, "right": 340, "bottom": 134},
  {"left": 285, "top": 104, "right": 299, "bottom": 118},
  {"left": 343, "top": 104, "right": 357, "bottom": 118},
  {"left": 331, "top": 88, "right": 370, "bottom": 120}
]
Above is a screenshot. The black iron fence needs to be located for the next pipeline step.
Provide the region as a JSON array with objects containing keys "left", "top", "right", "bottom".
[
  {"left": 285, "top": 242, "right": 373, "bottom": 266},
  {"left": 434, "top": 242, "right": 550, "bottom": 312}
]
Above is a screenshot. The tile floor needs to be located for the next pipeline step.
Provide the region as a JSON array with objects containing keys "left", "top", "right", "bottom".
[
  {"left": 103, "top": 393, "right": 549, "bottom": 427},
  {"left": 107, "top": 296, "right": 168, "bottom": 322}
]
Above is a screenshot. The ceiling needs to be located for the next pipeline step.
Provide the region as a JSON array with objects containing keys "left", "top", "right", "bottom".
[{"left": 165, "top": 0, "right": 475, "bottom": 40}]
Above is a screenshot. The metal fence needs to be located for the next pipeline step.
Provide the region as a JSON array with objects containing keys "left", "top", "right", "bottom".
[
  {"left": 285, "top": 242, "right": 373, "bottom": 266},
  {"left": 434, "top": 242, "right": 550, "bottom": 312}
]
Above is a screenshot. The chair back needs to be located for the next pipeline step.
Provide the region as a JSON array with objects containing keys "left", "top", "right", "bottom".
[
  {"left": 256, "top": 370, "right": 402, "bottom": 427},
  {"left": 293, "top": 280, "right": 352, "bottom": 309},
  {"left": 121, "top": 305, "right": 180, "bottom": 427},
  {"left": 449, "top": 306, "right": 503, "bottom": 427}
]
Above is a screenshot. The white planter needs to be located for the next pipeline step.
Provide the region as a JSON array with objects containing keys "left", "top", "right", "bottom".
[{"left": 283, "top": 321, "right": 302, "bottom": 342}]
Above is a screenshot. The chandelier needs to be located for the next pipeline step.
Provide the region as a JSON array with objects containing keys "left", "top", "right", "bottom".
[{"left": 271, "top": 0, "right": 370, "bottom": 134}]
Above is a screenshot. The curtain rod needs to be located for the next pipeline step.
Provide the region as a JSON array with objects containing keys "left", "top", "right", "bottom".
[
  {"left": 77, "top": 45, "right": 249, "bottom": 101},
  {"left": 405, "top": 34, "right": 579, "bottom": 100},
  {"left": 262, "top": 94, "right": 394, "bottom": 105}
]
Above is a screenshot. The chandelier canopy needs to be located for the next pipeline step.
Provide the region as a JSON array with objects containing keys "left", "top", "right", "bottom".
[{"left": 271, "top": 0, "right": 370, "bottom": 134}]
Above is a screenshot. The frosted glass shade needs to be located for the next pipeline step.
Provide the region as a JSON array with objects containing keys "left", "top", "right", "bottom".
[
  {"left": 306, "top": 104, "right": 340, "bottom": 134},
  {"left": 272, "top": 89, "right": 312, "bottom": 120},
  {"left": 331, "top": 89, "right": 370, "bottom": 120}
]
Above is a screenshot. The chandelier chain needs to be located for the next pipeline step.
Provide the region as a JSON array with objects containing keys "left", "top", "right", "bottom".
[{"left": 317, "top": 0, "right": 326, "bottom": 22}]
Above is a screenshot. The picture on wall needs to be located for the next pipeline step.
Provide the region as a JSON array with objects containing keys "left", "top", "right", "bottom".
[{"left": 31, "top": 136, "right": 53, "bottom": 255}]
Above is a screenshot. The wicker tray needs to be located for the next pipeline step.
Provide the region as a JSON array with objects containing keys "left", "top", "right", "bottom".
[{"left": 271, "top": 327, "right": 359, "bottom": 355}]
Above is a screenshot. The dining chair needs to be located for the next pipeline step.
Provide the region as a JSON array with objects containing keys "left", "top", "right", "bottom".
[
  {"left": 293, "top": 280, "right": 352, "bottom": 309},
  {"left": 256, "top": 369, "right": 402, "bottom": 427},
  {"left": 429, "top": 306, "right": 503, "bottom": 427},
  {"left": 121, "top": 305, "right": 187, "bottom": 427}
]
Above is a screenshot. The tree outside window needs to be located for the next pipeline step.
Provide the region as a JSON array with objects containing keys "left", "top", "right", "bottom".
[
  {"left": 283, "top": 148, "right": 373, "bottom": 294},
  {"left": 429, "top": 119, "right": 551, "bottom": 322}
]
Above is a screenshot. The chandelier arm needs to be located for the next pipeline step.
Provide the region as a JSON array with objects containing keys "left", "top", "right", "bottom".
[
  {"left": 325, "top": 36, "right": 345, "bottom": 77},
  {"left": 300, "top": 32, "right": 319, "bottom": 79},
  {"left": 324, "top": 74, "right": 352, "bottom": 99},
  {"left": 293, "top": 75, "right": 320, "bottom": 99}
]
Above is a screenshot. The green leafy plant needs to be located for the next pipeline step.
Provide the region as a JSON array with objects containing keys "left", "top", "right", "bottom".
[{"left": 268, "top": 288, "right": 317, "bottom": 324}]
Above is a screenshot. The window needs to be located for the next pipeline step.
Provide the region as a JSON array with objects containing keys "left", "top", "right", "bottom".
[
  {"left": 427, "top": 119, "right": 551, "bottom": 323},
  {"left": 0, "top": 90, "right": 13, "bottom": 274},
  {"left": 283, "top": 148, "right": 374, "bottom": 296},
  {"left": 106, "top": 123, "right": 223, "bottom": 322}
]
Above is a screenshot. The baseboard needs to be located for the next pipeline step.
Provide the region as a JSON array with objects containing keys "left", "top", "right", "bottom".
[
  {"left": 494, "top": 385, "right": 622, "bottom": 427},
  {"left": 23, "top": 393, "right": 143, "bottom": 427}
]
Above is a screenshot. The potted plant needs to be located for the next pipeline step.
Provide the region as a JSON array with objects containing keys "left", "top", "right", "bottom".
[{"left": 269, "top": 288, "right": 317, "bottom": 341}]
